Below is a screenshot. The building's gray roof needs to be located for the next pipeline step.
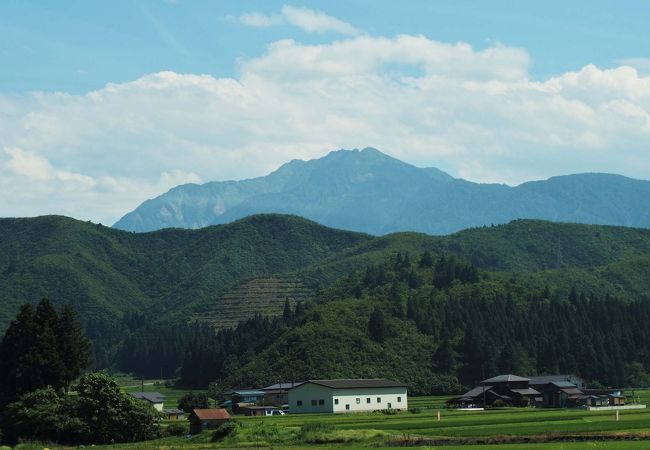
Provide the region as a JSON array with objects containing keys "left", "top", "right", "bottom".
[
  {"left": 528, "top": 375, "right": 581, "bottom": 385},
  {"left": 262, "top": 382, "right": 304, "bottom": 391},
  {"left": 510, "top": 388, "right": 541, "bottom": 396},
  {"left": 131, "top": 392, "right": 165, "bottom": 403},
  {"left": 560, "top": 388, "right": 583, "bottom": 396},
  {"left": 462, "top": 385, "right": 494, "bottom": 398},
  {"left": 232, "top": 389, "right": 265, "bottom": 397},
  {"left": 481, "top": 374, "right": 530, "bottom": 384},
  {"left": 550, "top": 381, "right": 578, "bottom": 388},
  {"left": 303, "top": 379, "right": 406, "bottom": 390},
  {"left": 163, "top": 408, "right": 185, "bottom": 414}
]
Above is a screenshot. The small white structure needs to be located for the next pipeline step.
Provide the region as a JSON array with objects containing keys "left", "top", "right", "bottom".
[
  {"left": 131, "top": 391, "right": 165, "bottom": 412},
  {"left": 288, "top": 379, "right": 407, "bottom": 414}
]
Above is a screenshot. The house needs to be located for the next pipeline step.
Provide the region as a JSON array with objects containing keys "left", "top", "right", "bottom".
[
  {"left": 537, "top": 381, "right": 584, "bottom": 408},
  {"left": 448, "top": 374, "right": 539, "bottom": 408},
  {"left": 189, "top": 408, "right": 231, "bottom": 434},
  {"left": 288, "top": 379, "right": 408, "bottom": 414},
  {"left": 576, "top": 395, "right": 609, "bottom": 407},
  {"left": 163, "top": 408, "right": 185, "bottom": 420},
  {"left": 130, "top": 392, "right": 165, "bottom": 412},
  {"left": 447, "top": 385, "right": 511, "bottom": 408},
  {"left": 261, "top": 382, "right": 304, "bottom": 406},
  {"left": 529, "top": 374, "right": 586, "bottom": 390},
  {"left": 229, "top": 389, "right": 266, "bottom": 414},
  {"left": 480, "top": 374, "right": 540, "bottom": 406}
]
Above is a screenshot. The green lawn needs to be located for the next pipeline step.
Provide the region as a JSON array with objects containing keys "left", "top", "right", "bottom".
[{"left": 117, "top": 377, "right": 214, "bottom": 409}]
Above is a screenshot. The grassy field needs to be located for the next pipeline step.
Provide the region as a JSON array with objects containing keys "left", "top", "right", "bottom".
[
  {"left": 103, "top": 379, "right": 650, "bottom": 449},
  {"left": 117, "top": 376, "right": 215, "bottom": 408}
]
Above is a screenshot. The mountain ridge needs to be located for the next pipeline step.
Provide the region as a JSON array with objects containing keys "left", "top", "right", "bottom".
[{"left": 114, "top": 148, "right": 650, "bottom": 234}]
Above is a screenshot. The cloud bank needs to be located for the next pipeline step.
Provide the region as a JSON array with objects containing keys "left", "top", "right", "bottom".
[{"left": 1, "top": 33, "right": 649, "bottom": 224}]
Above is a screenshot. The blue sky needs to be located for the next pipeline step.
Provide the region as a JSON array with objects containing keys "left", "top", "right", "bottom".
[
  {"left": 1, "top": 1, "right": 649, "bottom": 223},
  {"left": 3, "top": 0, "right": 649, "bottom": 93}
]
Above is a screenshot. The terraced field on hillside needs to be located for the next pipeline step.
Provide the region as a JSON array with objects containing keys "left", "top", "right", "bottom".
[{"left": 192, "top": 277, "right": 313, "bottom": 329}]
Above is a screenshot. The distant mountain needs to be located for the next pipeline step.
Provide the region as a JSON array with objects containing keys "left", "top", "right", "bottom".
[{"left": 114, "top": 148, "right": 650, "bottom": 234}]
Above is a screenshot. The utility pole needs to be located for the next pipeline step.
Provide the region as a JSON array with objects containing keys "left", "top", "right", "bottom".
[{"left": 482, "top": 365, "right": 486, "bottom": 408}]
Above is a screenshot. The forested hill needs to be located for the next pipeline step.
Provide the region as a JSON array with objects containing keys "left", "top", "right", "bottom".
[
  {"left": 2, "top": 214, "right": 650, "bottom": 376},
  {"left": 114, "top": 147, "right": 650, "bottom": 235},
  {"left": 0, "top": 214, "right": 369, "bottom": 337}
]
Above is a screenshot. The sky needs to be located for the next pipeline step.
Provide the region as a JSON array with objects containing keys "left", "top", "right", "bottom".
[{"left": 1, "top": 0, "right": 649, "bottom": 224}]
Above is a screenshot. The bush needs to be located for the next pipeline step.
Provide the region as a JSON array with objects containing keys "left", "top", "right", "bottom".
[
  {"left": 409, "top": 407, "right": 422, "bottom": 414},
  {"left": 298, "top": 422, "right": 336, "bottom": 443},
  {"left": 211, "top": 421, "right": 237, "bottom": 441},
  {"left": 165, "top": 424, "right": 186, "bottom": 436},
  {"left": 492, "top": 399, "right": 505, "bottom": 408},
  {"left": 381, "top": 408, "right": 398, "bottom": 415}
]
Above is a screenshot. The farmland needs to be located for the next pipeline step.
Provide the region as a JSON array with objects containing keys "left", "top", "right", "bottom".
[{"left": 101, "top": 380, "right": 650, "bottom": 449}]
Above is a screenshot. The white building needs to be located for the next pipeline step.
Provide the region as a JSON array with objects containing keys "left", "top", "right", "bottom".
[
  {"left": 288, "top": 379, "right": 407, "bottom": 414},
  {"left": 130, "top": 391, "right": 165, "bottom": 412}
]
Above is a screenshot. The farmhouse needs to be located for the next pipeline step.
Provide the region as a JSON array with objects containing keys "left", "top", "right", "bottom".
[
  {"left": 189, "top": 408, "right": 231, "bottom": 434},
  {"left": 288, "top": 379, "right": 407, "bottom": 414},
  {"left": 130, "top": 391, "right": 165, "bottom": 412},
  {"left": 230, "top": 389, "right": 266, "bottom": 414},
  {"left": 448, "top": 374, "right": 540, "bottom": 407},
  {"left": 261, "top": 382, "right": 304, "bottom": 406}
]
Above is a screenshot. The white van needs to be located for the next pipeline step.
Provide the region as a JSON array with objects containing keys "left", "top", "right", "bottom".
[{"left": 265, "top": 409, "right": 285, "bottom": 416}]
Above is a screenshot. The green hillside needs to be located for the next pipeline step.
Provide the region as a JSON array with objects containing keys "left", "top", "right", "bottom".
[
  {"left": 0, "top": 214, "right": 369, "bottom": 334},
  {"left": 2, "top": 213, "right": 650, "bottom": 384}
]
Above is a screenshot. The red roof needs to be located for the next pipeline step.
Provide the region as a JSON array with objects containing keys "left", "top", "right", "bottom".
[{"left": 193, "top": 408, "right": 231, "bottom": 420}]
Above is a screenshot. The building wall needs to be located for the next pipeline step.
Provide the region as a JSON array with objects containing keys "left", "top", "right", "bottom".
[
  {"left": 288, "top": 383, "right": 335, "bottom": 413},
  {"left": 331, "top": 387, "right": 408, "bottom": 413},
  {"left": 288, "top": 383, "right": 408, "bottom": 414},
  {"left": 153, "top": 402, "right": 164, "bottom": 412}
]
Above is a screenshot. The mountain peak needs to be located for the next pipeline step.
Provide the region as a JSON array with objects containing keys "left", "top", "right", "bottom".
[{"left": 113, "top": 148, "right": 650, "bottom": 235}]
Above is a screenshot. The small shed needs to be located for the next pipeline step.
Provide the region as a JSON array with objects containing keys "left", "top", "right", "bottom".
[
  {"left": 189, "top": 408, "right": 231, "bottom": 435},
  {"left": 163, "top": 408, "right": 185, "bottom": 420}
]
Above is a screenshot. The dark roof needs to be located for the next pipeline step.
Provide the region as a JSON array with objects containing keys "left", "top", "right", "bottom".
[
  {"left": 192, "top": 409, "right": 231, "bottom": 420},
  {"left": 163, "top": 408, "right": 185, "bottom": 414},
  {"left": 549, "top": 381, "right": 578, "bottom": 388},
  {"left": 487, "top": 390, "right": 512, "bottom": 400},
  {"left": 560, "top": 388, "right": 584, "bottom": 395},
  {"left": 262, "top": 382, "right": 304, "bottom": 391},
  {"left": 528, "top": 375, "right": 581, "bottom": 385},
  {"left": 510, "top": 388, "right": 541, "bottom": 396},
  {"left": 302, "top": 379, "right": 406, "bottom": 389},
  {"left": 481, "top": 374, "right": 530, "bottom": 384},
  {"left": 130, "top": 392, "right": 165, "bottom": 403},
  {"left": 462, "top": 385, "right": 494, "bottom": 398}
]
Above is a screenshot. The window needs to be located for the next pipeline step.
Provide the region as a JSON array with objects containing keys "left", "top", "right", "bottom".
[
  {"left": 377, "top": 397, "right": 381, "bottom": 403},
  {"left": 311, "top": 399, "right": 317, "bottom": 406},
  {"left": 366, "top": 398, "right": 371, "bottom": 404},
  {"left": 318, "top": 399, "right": 324, "bottom": 405},
  {"left": 297, "top": 400, "right": 302, "bottom": 406},
  {"left": 334, "top": 399, "right": 339, "bottom": 405},
  {"left": 356, "top": 398, "right": 360, "bottom": 404},
  {"left": 345, "top": 404, "right": 350, "bottom": 410},
  {"left": 388, "top": 402, "right": 392, "bottom": 409},
  {"left": 397, "top": 396, "right": 402, "bottom": 402}
]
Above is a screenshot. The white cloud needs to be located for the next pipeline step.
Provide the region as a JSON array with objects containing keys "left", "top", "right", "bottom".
[
  {"left": 1, "top": 34, "right": 650, "bottom": 224},
  {"left": 617, "top": 58, "right": 650, "bottom": 76},
  {"left": 239, "top": 5, "right": 360, "bottom": 36}
]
